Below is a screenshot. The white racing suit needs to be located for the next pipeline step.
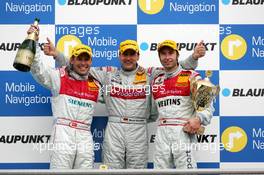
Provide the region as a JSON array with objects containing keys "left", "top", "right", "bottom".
[
  {"left": 56, "top": 54, "right": 198, "bottom": 169},
  {"left": 151, "top": 65, "right": 214, "bottom": 169},
  {"left": 31, "top": 45, "right": 101, "bottom": 169}
]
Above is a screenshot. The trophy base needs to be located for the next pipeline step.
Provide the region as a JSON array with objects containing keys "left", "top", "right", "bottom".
[{"left": 13, "top": 63, "right": 30, "bottom": 72}]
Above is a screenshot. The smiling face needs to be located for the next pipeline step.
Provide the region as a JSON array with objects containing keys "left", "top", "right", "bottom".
[
  {"left": 119, "top": 49, "right": 139, "bottom": 71},
  {"left": 159, "top": 46, "right": 179, "bottom": 72},
  {"left": 70, "top": 53, "right": 92, "bottom": 76}
]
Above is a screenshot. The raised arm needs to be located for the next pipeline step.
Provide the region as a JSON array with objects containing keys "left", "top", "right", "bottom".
[
  {"left": 179, "top": 55, "right": 198, "bottom": 70},
  {"left": 31, "top": 40, "right": 60, "bottom": 96},
  {"left": 55, "top": 52, "right": 68, "bottom": 67},
  {"left": 26, "top": 25, "right": 60, "bottom": 95}
]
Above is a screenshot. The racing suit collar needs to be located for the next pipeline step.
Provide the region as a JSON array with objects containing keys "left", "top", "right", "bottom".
[
  {"left": 66, "top": 65, "right": 90, "bottom": 81},
  {"left": 121, "top": 64, "right": 139, "bottom": 76},
  {"left": 165, "top": 65, "right": 183, "bottom": 79}
]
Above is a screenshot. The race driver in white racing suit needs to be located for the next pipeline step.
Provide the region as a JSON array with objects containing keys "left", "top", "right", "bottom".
[
  {"left": 152, "top": 40, "right": 214, "bottom": 169},
  {"left": 29, "top": 26, "right": 101, "bottom": 169},
  {"left": 44, "top": 39, "right": 205, "bottom": 169}
]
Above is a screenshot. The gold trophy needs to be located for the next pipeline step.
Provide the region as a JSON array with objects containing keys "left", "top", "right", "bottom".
[
  {"left": 13, "top": 18, "right": 39, "bottom": 72},
  {"left": 190, "top": 70, "right": 220, "bottom": 135}
]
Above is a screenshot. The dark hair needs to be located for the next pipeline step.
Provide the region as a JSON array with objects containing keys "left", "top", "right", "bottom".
[{"left": 78, "top": 52, "right": 90, "bottom": 59}]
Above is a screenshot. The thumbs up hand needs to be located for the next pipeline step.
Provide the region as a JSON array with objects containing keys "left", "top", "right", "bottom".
[
  {"left": 43, "top": 37, "right": 58, "bottom": 57},
  {"left": 192, "top": 40, "right": 206, "bottom": 60}
]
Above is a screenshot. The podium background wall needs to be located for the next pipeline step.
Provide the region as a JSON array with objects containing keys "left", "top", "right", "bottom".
[{"left": 0, "top": 0, "right": 264, "bottom": 169}]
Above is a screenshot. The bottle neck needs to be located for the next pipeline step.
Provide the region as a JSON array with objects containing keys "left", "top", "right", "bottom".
[{"left": 33, "top": 20, "right": 39, "bottom": 26}]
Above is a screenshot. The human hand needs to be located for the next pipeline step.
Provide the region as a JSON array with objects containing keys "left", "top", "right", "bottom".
[
  {"left": 27, "top": 24, "right": 39, "bottom": 41},
  {"left": 43, "top": 37, "right": 59, "bottom": 57},
  {"left": 192, "top": 40, "right": 206, "bottom": 60},
  {"left": 183, "top": 117, "right": 201, "bottom": 134}
]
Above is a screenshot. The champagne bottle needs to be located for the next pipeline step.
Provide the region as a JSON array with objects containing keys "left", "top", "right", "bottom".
[{"left": 13, "top": 18, "right": 40, "bottom": 72}]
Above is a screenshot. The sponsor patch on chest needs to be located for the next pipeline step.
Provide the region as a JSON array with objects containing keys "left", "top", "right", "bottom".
[
  {"left": 176, "top": 73, "right": 190, "bottom": 87},
  {"left": 88, "top": 80, "right": 99, "bottom": 91}
]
